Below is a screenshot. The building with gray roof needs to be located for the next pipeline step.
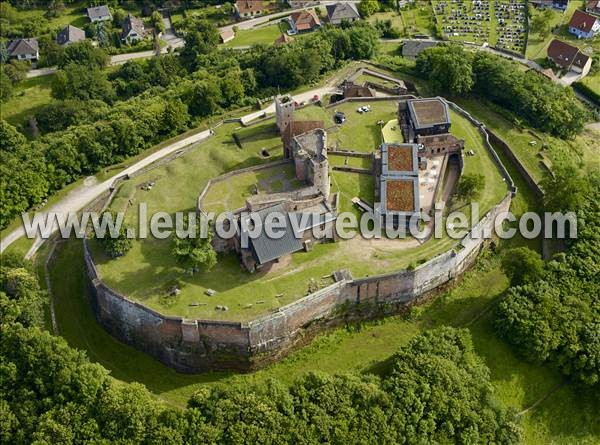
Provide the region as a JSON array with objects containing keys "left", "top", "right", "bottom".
[
  {"left": 87, "top": 5, "right": 111, "bottom": 22},
  {"left": 7, "top": 38, "right": 39, "bottom": 61},
  {"left": 57, "top": 25, "right": 86, "bottom": 46},
  {"left": 326, "top": 2, "right": 360, "bottom": 25}
]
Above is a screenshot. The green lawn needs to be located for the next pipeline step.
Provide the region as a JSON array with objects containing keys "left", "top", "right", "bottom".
[
  {"left": 355, "top": 72, "right": 401, "bottom": 90},
  {"left": 449, "top": 110, "right": 507, "bottom": 215},
  {"left": 91, "top": 98, "right": 507, "bottom": 320},
  {"left": 456, "top": 97, "right": 600, "bottom": 183},
  {"left": 1, "top": 75, "right": 55, "bottom": 130},
  {"left": 581, "top": 71, "right": 600, "bottom": 95},
  {"left": 400, "top": 3, "right": 435, "bottom": 37},
  {"left": 47, "top": 236, "right": 600, "bottom": 444},
  {"left": 223, "top": 22, "right": 289, "bottom": 47},
  {"left": 4, "top": 2, "right": 89, "bottom": 32},
  {"left": 328, "top": 100, "right": 400, "bottom": 152},
  {"left": 202, "top": 163, "right": 299, "bottom": 214},
  {"left": 381, "top": 118, "right": 403, "bottom": 143}
]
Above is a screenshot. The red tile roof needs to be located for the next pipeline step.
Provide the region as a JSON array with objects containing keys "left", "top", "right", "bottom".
[
  {"left": 547, "top": 39, "right": 580, "bottom": 69},
  {"left": 291, "top": 9, "right": 321, "bottom": 31},
  {"left": 236, "top": 0, "right": 264, "bottom": 14},
  {"left": 569, "top": 9, "right": 598, "bottom": 33},
  {"left": 274, "top": 33, "right": 292, "bottom": 45},
  {"left": 573, "top": 51, "right": 591, "bottom": 70}
]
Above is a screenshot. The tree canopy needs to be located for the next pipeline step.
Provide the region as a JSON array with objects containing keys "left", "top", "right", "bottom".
[{"left": 496, "top": 171, "right": 600, "bottom": 386}]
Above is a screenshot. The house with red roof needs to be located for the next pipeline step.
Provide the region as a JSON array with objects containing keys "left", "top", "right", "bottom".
[
  {"left": 288, "top": 9, "right": 321, "bottom": 34},
  {"left": 235, "top": 0, "right": 264, "bottom": 18},
  {"left": 568, "top": 9, "right": 600, "bottom": 38},
  {"left": 547, "top": 39, "right": 593, "bottom": 77}
]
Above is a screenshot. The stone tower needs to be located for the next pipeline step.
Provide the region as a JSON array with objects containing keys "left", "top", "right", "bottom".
[{"left": 275, "top": 95, "right": 294, "bottom": 135}]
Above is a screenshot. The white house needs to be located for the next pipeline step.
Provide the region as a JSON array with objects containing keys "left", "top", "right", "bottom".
[
  {"left": 121, "top": 14, "right": 145, "bottom": 43},
  {"left": 568, "top": 9, "right": 600, "bottom": 38},
  {"left": 87, "top": 5, "right": 112, "bottom": 23}
]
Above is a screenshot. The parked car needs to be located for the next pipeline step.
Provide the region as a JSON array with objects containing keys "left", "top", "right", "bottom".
[{"left": 334, "top": 111, "right": 346, "bottom": 124}]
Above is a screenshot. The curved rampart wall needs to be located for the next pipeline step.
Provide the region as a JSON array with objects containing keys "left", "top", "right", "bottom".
[
  {"left": 82, "top": 96, "right": 516, "bottom": 373},
  {"left": 84, "top": 193, "right": 511, "bottom": 372}
]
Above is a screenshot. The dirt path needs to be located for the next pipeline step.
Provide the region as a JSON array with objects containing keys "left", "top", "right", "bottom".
[{"left": 1, "top": 129, "right": 211, "bottom": 255}]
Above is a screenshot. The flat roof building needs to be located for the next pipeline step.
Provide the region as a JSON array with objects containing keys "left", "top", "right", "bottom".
[{"left": 377, "top": 143, "right": 420, "bottom": 227}]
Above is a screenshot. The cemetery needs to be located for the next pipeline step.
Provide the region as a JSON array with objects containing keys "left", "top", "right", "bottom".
[{"left": 433, "top": 0, "right": 527, "bottom": 53}]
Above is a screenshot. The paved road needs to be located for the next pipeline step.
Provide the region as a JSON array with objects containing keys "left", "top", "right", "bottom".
[
  {"left": 586, "top": 122, "right": 600, "bottom": 131},
  {"left": 0, "top": 129, "right": 211, "bottom": 255},
  {"left": 0, "top": 84, "right": 341, "bottom": 256},
  {"left": 26, "top": 1, "right": 352, "bottom": 78}
]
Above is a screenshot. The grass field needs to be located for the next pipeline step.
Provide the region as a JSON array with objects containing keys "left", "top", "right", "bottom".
[
  {"left": 1, "top": 75, "right": 55, "bottom": 130},
  {"left": 400, "top": 3, "right": 435, "bottom": 37},
  {"left": 456, "top": 97, "right": 600, "bottom": 183},
  {"left": 223, "top": 21, "right": 289, "bottom": 47},
  {"left": 202, "top": 163, "right": 300, "bottom": 214},
  {"left": 91, "top": 98, "right": 507, "bottom": 320},
  {"left": 47, "top": 236, "right": 600, "bottom": 443},
  {"left": 355, "top": 72, "right": 401, "bottom": 90},
  {"left": 3, "top": 2, "right": 89, "bottom": 32},
  {"left": 581, "top": 71, "right": 600, "bottom": 95}
]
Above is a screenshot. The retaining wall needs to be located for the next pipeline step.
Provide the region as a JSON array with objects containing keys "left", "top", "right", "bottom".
[{"left": 83, "top": 193, "right": 511, "bottom": 373}]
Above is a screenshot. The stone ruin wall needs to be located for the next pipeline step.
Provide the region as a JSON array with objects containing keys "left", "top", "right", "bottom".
[
  {"left": 83, "top": 193, "right": 512, "bottom": 373},
  {"left": 81, "top": 92, "right": 518, "bottom": 373}
]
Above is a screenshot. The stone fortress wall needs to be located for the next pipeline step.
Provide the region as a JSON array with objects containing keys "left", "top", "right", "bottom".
[
  {"left": 83, "top": 92, "right": 517, "bottom": 373},
  {"left": 84, "top": 192, "right": 511, "bottom": 372}
]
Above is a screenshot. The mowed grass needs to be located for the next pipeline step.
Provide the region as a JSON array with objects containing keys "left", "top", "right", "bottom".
[
  {"left": 202, "top": 162, "right": 299, "bottom": 214},
  {"left": 223, "top": 21, "right": 288, "bottom": 47},
  {"left": 581, "top": 71, "right": 600, "bottom": 95},
  {"left": 449, "top": 110, "right": 507, "bottom": 216},
  {"left": 92, "top": 99, "right": 508, "bottom": 320},
  {"left": 48, "top": 237, "right": 600, "bottom": 444},
  {"left": 456, "top": 97, "right": 600, "bottom": 183},
  {"left": 400, "top": 3, "right": 435, "bottom": 37},
  {"left": 329, "top": 100, "right": 399, "bottom": 151},
  {"left": 1, "top": 75, "right": 55, "bottom": 129}
]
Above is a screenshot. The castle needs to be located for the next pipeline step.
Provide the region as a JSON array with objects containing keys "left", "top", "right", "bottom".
[{"left": 207, "top": 96, "right": 338, "bottom": 273}]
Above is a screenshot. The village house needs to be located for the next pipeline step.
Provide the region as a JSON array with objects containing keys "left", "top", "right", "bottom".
[
  {"left": 7, "top": 38, "right": 39, "bottom": 61},
  {"left": 288, "top": 9, "right": 321, "bottom": 34},
  {"left": 235, "top": 0, "right": 264, "bottom": 18},
  {"left": 568, "top": 9, "right": 600, "bottom": 38},
  {"left": 121, "top": 14, "right": 145, "bottom": 43},
  {"left": 326, "top": 2, "right": 360, "bottom": 25},
  {"left": 547, "top": 39, "right": 593, "bottom": 77},
  {"left": 57, "top": 25, "right": 86, "bottom": 46},
  {"left": 219, "top": 28, "right": 235, "bottom": 43},
  {"left": 586, "top": 0, "right": 600, "bottom": 16},
  {"left": 87, "top": 5, "right": 112, "bottom": 23},
  {"left": 402, "top": 40, "right": 439, "bottom": 60}
]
